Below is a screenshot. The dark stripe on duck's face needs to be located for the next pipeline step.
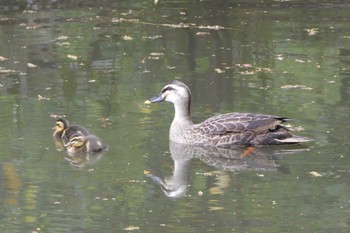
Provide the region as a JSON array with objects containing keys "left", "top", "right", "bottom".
[{"left": 161, "top": 85, "right": 174, "bottom": 93}]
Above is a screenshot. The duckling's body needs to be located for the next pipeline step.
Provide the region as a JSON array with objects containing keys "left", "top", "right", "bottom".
[
  {"left": 146, "top": 80, "right": 312, "bottom": 147},
  {"left": 66, "top": 134, "right": 108, "bottom": 154},
  {"left": 53, "top": 118, "right": 90, "bottom": 145}
]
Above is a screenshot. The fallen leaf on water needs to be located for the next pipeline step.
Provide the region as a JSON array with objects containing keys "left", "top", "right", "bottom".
[
  {"left": 0, "top": 56, "right": 7, "bottom": 61},
  {"left": 27, "top": 63, "right": 37, "bottom": 68},
  {"left": 144, "top": 170, "right": 151, "bottom": 175},
  {"left": 57, "top": 42, "right": 70, "bottom": 46},
  {"left": 236, "top": 63, "right": 253, "bottom": 68},
  {"left": 295, "top": 59, "right": 306, "bottom": 63},
  {"left": 123, "top": 35, "right": 133, "bottom": 41},
  {"left": 123, "top": 226, "right": 140, "bottom": 231},
  {"left": 50, "top": 114, "right": 66, "bottom": 118},
  {"left": 150, "top": 52, "right": 164, "bottom": 56},
  {"left": 56, "top": 35, "right": 68, "bottom": 40},
  {"left": 141, "top": 35, "right": 162, "bottom": 40},
  {"left": 128, "top": 180, "right": 146, "bottom": 183},
  {"left": 276, "top": 54, "right": 285, "bottom": 61},
  {"left": 196, "top": 31, "right": 210, "bottom": 36},
  {"left": 309, "top": 171, "right": 323, "bottom": 177},
  {"left": 281, "top": 85, "right": 313, "bottom": 90},
  {"left": 111, "top": 18, "right": 122, "bottom": 23},
  {"left": 0, "top": 69, "right": 18, "bottom": 73},
  {"left": 214, "top": 68, "right": 225, "bottom": 73},
  {"left": 305, "top": 28, "right": 319, "bottom": 36},
  {"left": 67, "top": 54, "right": 78, "bottom": 60},
  {"left": 25, "top": 24, "right": 42, "bottom": 30},
  {"left": 198, "top": 25, "right": 224, "bottom": 30},
  {"left": 37, "top": 95, "right": 50, "bottom": 100}
]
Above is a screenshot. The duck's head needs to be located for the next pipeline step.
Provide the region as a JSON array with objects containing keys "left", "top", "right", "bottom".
[
  {"left": 145, "top": 80, "right": 191, "bottom": 105},
  {"left": 65, "top": 134, "right": 86, "bottom": 148},
  {"left": 53, "top": 118, "right": 69, "bottom": 133}
]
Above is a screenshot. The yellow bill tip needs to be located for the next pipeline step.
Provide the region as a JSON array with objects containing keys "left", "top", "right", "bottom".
[{"left": 144, "top": 100, "right": 151, "bottom": 104}]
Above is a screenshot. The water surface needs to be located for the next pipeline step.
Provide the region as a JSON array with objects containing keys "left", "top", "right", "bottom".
[{"left": 0, "top": 1, "right": 350, "bottom": 232}]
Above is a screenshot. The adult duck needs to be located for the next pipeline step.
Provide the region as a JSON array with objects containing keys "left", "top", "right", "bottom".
[{"left": 145, "top": 80, "right": 312, "bottom": 147}]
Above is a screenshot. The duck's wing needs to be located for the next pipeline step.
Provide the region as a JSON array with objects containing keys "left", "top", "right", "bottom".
[{"left": 195, "top": 113, "right": 287, "bottom": 135}]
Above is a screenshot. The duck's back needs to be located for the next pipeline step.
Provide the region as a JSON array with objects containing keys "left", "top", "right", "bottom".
[
  {"left": 196, "top": 112, "right": 286, "bottom": 135},
  {"left": 85, "top": 135, "right": 108, "bottom": 153},
  {"left": 190, "top": 112, "right": 303, "bottom": 147}
]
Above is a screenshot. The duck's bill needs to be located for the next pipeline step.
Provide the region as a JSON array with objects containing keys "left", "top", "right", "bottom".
[{"left": 144, "top": 94, "right": 164, "bottom": 104}]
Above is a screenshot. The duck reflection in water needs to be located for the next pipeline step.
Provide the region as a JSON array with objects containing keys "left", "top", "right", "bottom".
[{"left": 146, "top": 142, "right": 310, "bottom": 198}]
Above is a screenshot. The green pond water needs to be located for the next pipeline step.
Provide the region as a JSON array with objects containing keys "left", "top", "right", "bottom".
[{"left": 0, "top": 0, "right": 350, "bottom": 232}]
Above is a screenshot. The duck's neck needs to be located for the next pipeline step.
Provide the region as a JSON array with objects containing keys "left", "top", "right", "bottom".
[
  {"left": 170, "top": 101, "right": 193, "bottom": 143},
  {"left": 173, "top": 100, "right": 193, "bottom": 124}
]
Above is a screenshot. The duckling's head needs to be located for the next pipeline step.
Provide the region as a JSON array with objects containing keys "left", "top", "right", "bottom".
[
  {"left": 145, "top": 80, "right": 191, "bottom": 106},
  {"left": 65, "top": 134, "right": 86, "bottom": 148},
  {"left": 53, "top": 118, "right": 69, "bottom": 134}
]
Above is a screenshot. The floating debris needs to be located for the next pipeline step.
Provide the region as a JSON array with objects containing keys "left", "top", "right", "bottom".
[
  {"left": 150, "top": 52, "right": 164, "bottom": 56},
  {"left": 214, "top": 68, "right": 225, "bottom": 74},
  {"left": 141, "top": 35, "right": 163, "bottom": 40},
  {"left": 67, "top": 54, "right": 78, "bottom": 60},
  {"left": 281, "top": 85, "right": 313, "bottom": 90},
  {"left": 276, "top": 54, "right": 285, "bottom": 61},
  {"left": 25, "top": 24, "right": 42, "bottom": 30},
  {"left": 57, "top": 42, "right": 70, "bottom": 46},
  {"left": 309, "top": 171, "right": 323, "bottom": 177},
  {"left": 196, "top": 31, "right": 210, "bottom": 36},
  {"left": 123, "top": 35, "right": 133, "bottom": 41},
  {"left": 50, "top": 114, "right": 66, "bottom": 118},
  {"left": 37, "top": 95, "right": 50, "bottom": 101},
  {"left": 0, "top": 56, "right": 7, "bottom": 61},
  {"left": 27, "top": 63, "right": 37, "bottom": 68},
  {"left": 305, "top": 28, "right": 319, "bottom": 36},
  {"left": 123, "top": 226, "right": 140, "bottom": 231}
]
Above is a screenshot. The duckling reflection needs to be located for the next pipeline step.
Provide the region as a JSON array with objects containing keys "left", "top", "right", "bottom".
[
  {"left": 64, "top": 151, "right": 105, "bottom": 168},
  {"left": 146, "top": 142, "right": 310, "bottom": 198}
]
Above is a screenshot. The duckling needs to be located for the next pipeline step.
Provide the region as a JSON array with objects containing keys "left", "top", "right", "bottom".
[
  {"left": 52, "top": 118, "right": 90, "bottom": 145},
  {"left": 145, "top": 80, "right": 312, "bottom": 147},
  {"left": 65, "top": 133, "right": 108, "bottom": 154}
]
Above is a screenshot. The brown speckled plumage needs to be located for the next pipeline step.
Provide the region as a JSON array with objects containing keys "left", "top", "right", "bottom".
[{"left": 66, "top": 134, "right": 108, "bottom": 154}]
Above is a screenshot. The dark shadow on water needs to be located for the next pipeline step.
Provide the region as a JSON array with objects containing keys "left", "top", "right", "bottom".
[{"left": 146, "top": 142, "right": 310, "bottom": 198}]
